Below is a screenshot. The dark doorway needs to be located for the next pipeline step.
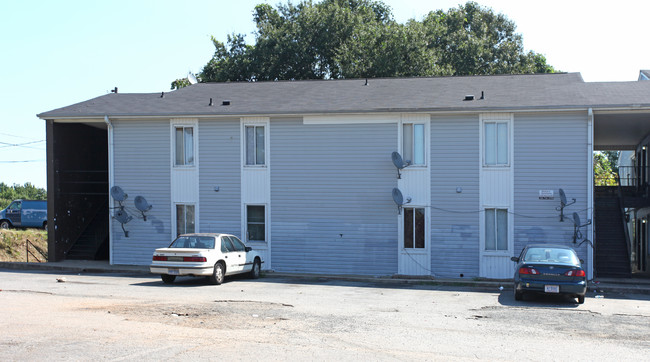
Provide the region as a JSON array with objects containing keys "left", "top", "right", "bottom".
[{"left": 46, "top": 121, "right": 109, "bottom": 261}]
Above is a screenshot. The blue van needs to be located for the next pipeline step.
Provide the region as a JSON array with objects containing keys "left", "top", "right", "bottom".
[{"left": 0, "top": 200, "right": 47, "bottom": 229}]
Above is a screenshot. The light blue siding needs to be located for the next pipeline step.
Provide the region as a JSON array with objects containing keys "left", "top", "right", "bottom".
[
  {"left": 198, "top": 119, "right": 241, "bottom": 236},
  {"left": 430, "top": 114, "right": 481, "bottom": 278},
  {"left": 270, "top": 118, "right": 398, "bottom": 275},
  {"left": 112, "top": 119, "right": 172, "bottom": 265},
  {"left": 514, "top": 112, "right": 589, "bottom": 262}
]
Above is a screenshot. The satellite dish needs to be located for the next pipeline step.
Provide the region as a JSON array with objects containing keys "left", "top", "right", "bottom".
[
  {"left": 559, "top": 189, "right": 567, "bottom": 206},
  {"left": 188, "top": 72, "right": 198, "bottom": 85},
  {"left": 110, "top": 186, "right": 128, "bottom": 202},
  {"left": 392, "top": 188, "right": 404, "bottom": 206},
  {"left": 114, "top": 209, "right": 132, "bottom": 237},
  {"left": 557, "top": 188, "right": 576, "bottom": 221},
  {"left": 391, "top": 151, "right": 410, "bottom": 179},
  {"left": 572, "top": 212, "right": 581, "bottom": 227},
  {"left": 134, "top": 196, "right": 153, "bottom": 221},
  {"left": 114, "top": 209, "right": 132, "bottom": 224}
]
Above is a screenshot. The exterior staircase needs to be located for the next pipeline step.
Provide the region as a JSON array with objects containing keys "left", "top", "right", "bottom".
[
  {"left": 594, "top": 187, "right": 632, "bottom": 278},
  {"left": 66, "top": 205, "right": 109, "bottom": 260}
]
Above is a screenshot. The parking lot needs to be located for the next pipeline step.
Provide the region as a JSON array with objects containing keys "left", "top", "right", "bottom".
[{"left": 1, "top": 269, "right": 649, "bottom": 361}]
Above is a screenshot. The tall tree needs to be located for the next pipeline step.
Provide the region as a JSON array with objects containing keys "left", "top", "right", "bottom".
[
  {"left": 179, "top": 0, "right": 554, "bottom": 87},
  {"left": 0, "top": 182, "right": 46, "bottom": 209}
]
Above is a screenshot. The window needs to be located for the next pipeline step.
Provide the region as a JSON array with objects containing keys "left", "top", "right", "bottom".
[
  {"left": 404, "top": 207, "right": 425, "bottom": 249},
  {"left": 246, "top": 205, "right": 265, "bottom": 242},
  {"left": 403, "top": 123, "right": 425, "bottom": 165},
  {"left": 485, "top": 208, "right": 507, "bottom": 251},
  {"left": 221, "top": 237, "right": 235, "bottom": 252},
  {"left": 8, "top": 202, "right": 21, "bottom": 210},
  {"left": 229, "top": 236, "right": 246, "bottom": 251},
  {"left": 484, "top": 122, "right": 508, "bottom": 165},
  {"left": 175, "top": 204, "right": 195, "bottom": 237},
  {"left": 245, "top": 125, "right": 265, "bottom": 165},
  {"left": 174, "top": 126, "right": 194, "bottom": 166}
]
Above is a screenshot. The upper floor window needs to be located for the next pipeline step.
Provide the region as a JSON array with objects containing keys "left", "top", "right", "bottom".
[
  {"left": 484, "top": 122, "right": 508, "bottom": 165},
  {"left": 403, "top": 123, "right": 425, "bottom": 165},
  {"left": 245, "top": 125, "right": 265, "bottom": 165},
  {"left": 174, "top": 126, "right": 194, "bottom": 166}
]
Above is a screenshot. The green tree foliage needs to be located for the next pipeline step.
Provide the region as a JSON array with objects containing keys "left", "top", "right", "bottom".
[
  {"left": 594, "top": 151, "right": 619, "bottom": 186},
  {"left": 0, "top": 183, "right": 46, "bottom": 209},
  {"left": 195, "top": 0, "right": 554, "bottom": 84}
]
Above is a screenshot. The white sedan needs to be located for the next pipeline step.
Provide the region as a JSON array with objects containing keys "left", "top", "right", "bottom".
[{"left": 150, "top": 233, "right": 263, "bottom": 285}]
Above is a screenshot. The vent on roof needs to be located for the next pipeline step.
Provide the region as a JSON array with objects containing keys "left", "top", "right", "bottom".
[
  {"left": 209, "top": 98, "right": 213, "bottom": 106},
  {"left": 222, "top": 100, "right": 231, "bottom": 106},
  {"left": 464, "top": 95, "right": 474, "bottom": 101},
  {"left": 160, "top": 92, "right": 164, "bottom": 98},
  {"left": 111, "top": 87, "right": 118, "bottom": 94}
]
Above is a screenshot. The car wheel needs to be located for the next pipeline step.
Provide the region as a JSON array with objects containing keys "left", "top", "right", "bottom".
[
  {"left": 577, "top": 295, "right": 585, "bottom": 304},
  {"left": 209, "top": 262, "right": 225, "bottom": 285},
  {"left": 514, "top": 288, "right": 523, "bottom": 301},
  {"left": 250, "top": 258, "right": 261, "bottom": 279},
  {"left": 161, "top": 274, "right": 176, "bottom": 284},
  {"left": 0, "top": 220, "right": 10, "bottom": 229}
]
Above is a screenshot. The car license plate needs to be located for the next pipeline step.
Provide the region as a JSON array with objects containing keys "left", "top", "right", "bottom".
[
  {"left": 168, "top": 268, "right": 179, "bottom": 275},
  {"left": 544, "top": 285, "right": 559, "bottom": 293}
]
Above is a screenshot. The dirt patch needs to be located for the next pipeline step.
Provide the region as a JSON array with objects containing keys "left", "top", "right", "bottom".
[
  {"left": 78, "top": 300, "right": 298, "bottom": 330},
  {"left": 0, "top": 229, "right": 47, "bottom": 262}
]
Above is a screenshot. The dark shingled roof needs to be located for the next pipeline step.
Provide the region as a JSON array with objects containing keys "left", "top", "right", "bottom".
[{"left": 38, "top": 73, "right": 650, "bottom": 119}]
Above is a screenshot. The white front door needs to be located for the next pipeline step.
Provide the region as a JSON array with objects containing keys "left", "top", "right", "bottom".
[{"left": 398, "top": 207, "right": 430, "bottom": 275}]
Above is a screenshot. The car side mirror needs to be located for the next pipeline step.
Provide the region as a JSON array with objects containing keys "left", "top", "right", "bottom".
[
  {"left": 510, "top": 256, "right": 519, "bottom": 262},
  {"left": 245, "top": 246, "right": 252, "bottom": 252},
  {"left": 580, "top": 259, "right": 584, "bottom": 264}
]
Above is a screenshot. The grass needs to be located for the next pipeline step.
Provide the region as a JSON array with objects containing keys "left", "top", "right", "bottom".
[{"left": 0, "top": 229, "right": 48, "bottom": 262}]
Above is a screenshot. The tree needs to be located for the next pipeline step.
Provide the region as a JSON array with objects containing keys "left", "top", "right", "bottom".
[
  {"left": 0, "top": 182, "right": 46, "bottom": 209},
  {"left": 594, "top": 151, "right": 619, "bottom": 186},
  {"left": 192, "top": 0, "right": 554, "bottom": 83}
]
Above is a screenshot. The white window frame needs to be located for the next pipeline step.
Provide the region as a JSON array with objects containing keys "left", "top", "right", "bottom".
[
  {"left": 175, "top": 203, "right": 196, "bottom": 237},
  {"left": 243, "top": 123, "right": 267, "bottom": 167},
  {"left": 481, "top": 119, "right": 511, "bottom": 167},
  {"left": 400, "top": 122, "right": 427, "bottom": 167},
  {"left": 245, "top": 204, "right": 267, "bottom": 243},
  {"left": 402, "top": 206, "right": 426, "bottom": 250},
  {"left": 484, "top": 208, "right": 508, "bottom": 251},
  {"left": 172, "top": 125, "right": 196, "bottom": 167}
]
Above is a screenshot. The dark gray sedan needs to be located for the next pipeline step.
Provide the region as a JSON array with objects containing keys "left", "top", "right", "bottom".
[{"left": 511, "top": 244, "right": 587, "bottom": 304}]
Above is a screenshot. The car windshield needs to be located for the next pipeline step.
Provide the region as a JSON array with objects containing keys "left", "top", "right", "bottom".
[
  {"left": 168, "top": 236, "right": 215, "bottom": 249},
  {"left": 522, "top": 247, "right": 579, "bottom": 265}
]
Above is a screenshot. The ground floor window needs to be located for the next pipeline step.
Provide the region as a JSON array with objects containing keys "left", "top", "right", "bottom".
[
  {"left": 176, "top": 204, "right": 195, "bottom": 237},
  {"left": 485, "top": 208, "right": 507, "bottom": 251},
  {"left": 404, "top": 207, "right": 425, "bottom": 249},
  {"left": 246, "top": 205, "right": 265, "bottom": 242}
]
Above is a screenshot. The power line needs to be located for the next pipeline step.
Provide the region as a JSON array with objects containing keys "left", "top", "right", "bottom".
[
  {"left": 0, "top": 140, "right": 46, "bottom": 150},
  {"left": 0, "top": 159, "right": 45, "bottom": 163},
  {"left": 0, "top": 132, "right": 42, "bottom": 140}
]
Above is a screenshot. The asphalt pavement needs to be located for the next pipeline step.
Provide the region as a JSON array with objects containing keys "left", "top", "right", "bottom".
[{"left": 2, "top": 259, "right": 649, "bottom": 296}]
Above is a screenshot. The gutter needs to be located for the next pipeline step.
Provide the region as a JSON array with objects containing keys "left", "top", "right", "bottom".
[{"left": 103, "top": 116, "right": 114, "bottom": 265}]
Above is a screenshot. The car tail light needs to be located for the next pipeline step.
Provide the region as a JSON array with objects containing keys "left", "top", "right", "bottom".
[
  {"left": 519, "top": 267, "right": 539, "bottom": 275},
  {"left": 183, "top": 256, "right": 207, "bottom": 262},
  {"left": 152, "top": 255, "right": 167, "bottom": 261},
  {"left": 565, "top": 269, "right": 586, "bottom": 277}
]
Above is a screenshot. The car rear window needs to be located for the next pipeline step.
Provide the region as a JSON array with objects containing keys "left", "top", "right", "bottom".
[
  {"left": 523, "top": 247, "right": 579, "bottom": 265},
  {"left": 169, "top": 236, "right": 215, "bottom": 249}
]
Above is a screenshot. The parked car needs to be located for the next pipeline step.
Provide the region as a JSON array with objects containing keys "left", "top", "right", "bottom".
[
  {"left": 511, "top": 244, "right": 587, "bottom": 304},
  {"left": 150, "top": 233, "right": 263, "bottom": 285},
  {"left": 0, "top": 199, "right": 47, "bottom": 229}
]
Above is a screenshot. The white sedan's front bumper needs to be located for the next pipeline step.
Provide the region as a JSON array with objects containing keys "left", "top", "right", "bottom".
[{"left": 150, "top": 265, "right": 213, "bottom": 277}]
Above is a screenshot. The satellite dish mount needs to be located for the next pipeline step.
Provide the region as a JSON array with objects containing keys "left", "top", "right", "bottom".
[{"left": 556, "top": 188, "right": 576, "bottom": 222}]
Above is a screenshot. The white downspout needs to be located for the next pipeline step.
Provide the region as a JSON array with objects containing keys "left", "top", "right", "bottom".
[
  {"left": 104, "top": 115, "right": 115, "bottom": 265},
  {"left": 587, "top": 108, "right": 594, "bottom": 280}
]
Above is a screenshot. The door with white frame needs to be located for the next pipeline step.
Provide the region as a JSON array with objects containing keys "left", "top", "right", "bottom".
[{"left": 398, "top": 206, "right": 430, "bottom": 275}]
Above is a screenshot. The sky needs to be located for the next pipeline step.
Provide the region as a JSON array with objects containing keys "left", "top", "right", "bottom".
[{"left": 1, "top": 0, "right": 649, "bottom": 189}]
